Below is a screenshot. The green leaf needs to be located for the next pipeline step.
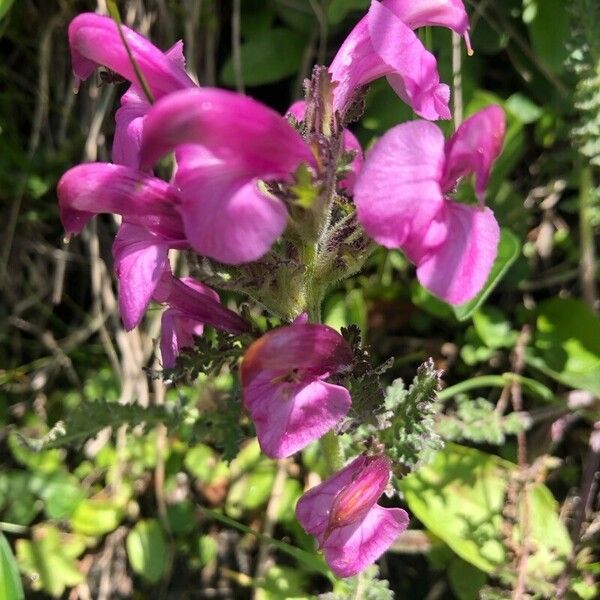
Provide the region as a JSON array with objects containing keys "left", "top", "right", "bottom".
[
  {"left": 256, "top": 565, "right": 309, "bottom": 599},
  {"left": 0, "top": 0, "right": 16, "bottom": 22},
  {"left": 221, "top": 29, "right": 306, "bottom": 87},
  {"left": 401, "top": 445, "right": 572, "bottom": 577},
  {"left": 16, "top": 526, "right": 85, "bottom": 597},
  {"left": 527, "top": 298, "right": 600, "bottom": 394},
  {"left": 70, "top": 499, "right": 124, "bottom": 536},
  {"left": 0, "top": 532, "right": 24, "bottom": 600},
  {"left": 472, "top": 307, "right": 518, "bottom": 349},
  {"left": 453, "top": 229, "right": 520, "bottom": 321},
  {"left": 526, "top": 0, "right": 570, "bottom": 73},
  {"left": 448, "top": 557, "right": 486, "bottom": 600},
  {"left": 126, "top": 520, "right": 168, "bottom": 584}
]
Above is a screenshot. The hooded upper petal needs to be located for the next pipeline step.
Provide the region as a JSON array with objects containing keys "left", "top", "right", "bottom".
[
  {"left": 57, "top": 163, "right": 185, "bottom": 241},
  {"left": 415, "top": 201, "right": 500, "bottom": 304},
  {"left": 241, "top": 323, "right": 353, "bottom": 388},
  {"left": 68, "top": 13, "right": 195, "bottom": 96},
  {"left": 441, "top": 105, "right": 506, "bottom": 201},
  {"left": 382, "top": 0, "right": 469, "bottom": 34},
  {"left": 112, "top": 223, "right": 170, "bottom": 330},
  {"left": 328, "top": 1, "right": 451, "bottom": 120},
  {"left": 140, "top": 88, "right": 314, "bottom": 175},
  {"left": 354, "top": 120, "right": 446, "bottom": 255}
]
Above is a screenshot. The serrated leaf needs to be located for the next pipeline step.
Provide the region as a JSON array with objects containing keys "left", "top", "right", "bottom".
[{"left": 453, "top": 229, "right": 520, "bottom": 321}]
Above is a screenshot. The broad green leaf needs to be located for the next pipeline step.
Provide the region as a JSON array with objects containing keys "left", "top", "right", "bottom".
[
  {"left": 16, "top": 525, "right": 85, "bottom": 597},
  {"left": 473, "top": 307, "right": 518, "bottom": 349},
  {"left": 70, "top": 498, "right": 123, "bottom": 536},
  {"left": 505, "top": 93, "right": 543, "bottom": 125},
  {"left": 197, "top": 535, "right": 218, "bottom": 567},
  {"left": 256, "top": 565, "right": 310, "bottom": 600},
  {"left": 126, "top": 520, "right": 168, "bottom": 584},
  {"left": 0, "top": 0, "right": 16, "bottom": 22},
  {"left": 453, "top": 229, "right": 520, "bottom": 321},
  {"left": 448, "top": 557, "right": 486, "bottom": 600},
  {"left": 401, "top": 444, "right": 571, "bottom": 576},
  {"left": 0, "top": 532, "right": 24, "bottom": 600},
  {"left": 526, "top": 0, "right": 569, "bottom": 73},
  {"left": 221, "top": 29, "right": 306, "bottom": 87},
  {"left": 184, "top": 444, "right": 230, "bottom": 484},
  {"left": 526, "top": 298, "right": 600, "bottom": 395}
]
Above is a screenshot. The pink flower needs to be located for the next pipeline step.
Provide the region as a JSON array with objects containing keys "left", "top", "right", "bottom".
[
  {"left": 152, "top": 272, "right": 248, "bottom": 368},
  {"left": 240, "top": 323, "right": 353, "bottom": 458},
  {"left": 57, "top": 163, "right": 187, "bottom": 329},
  {"left": 140, "top": 88, "right": 316, "bottom": 264},
  {"left": 286, "top": 100, "right": 363, "bottom": 194},
  {"left": 355, "top": 105, "right": 505, "bottom": 305},
  {"left": 68, "top": 13, "right": 196, "bottom": 168},
  {"left": 329, "top": 0, "right": 471, "bottom": 121},
  {"left": 296, "top": 454, "right": 409, "bottom": 577}
]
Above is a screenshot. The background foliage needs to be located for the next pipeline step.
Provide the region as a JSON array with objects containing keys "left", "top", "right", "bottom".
[{"left": 0, "top": 0, "right": 599, "bottom": 598}]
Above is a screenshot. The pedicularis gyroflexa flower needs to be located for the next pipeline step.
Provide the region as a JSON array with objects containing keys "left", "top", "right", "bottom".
[{"left": 58, "top": 0, "right": 509, "bottom": 579}]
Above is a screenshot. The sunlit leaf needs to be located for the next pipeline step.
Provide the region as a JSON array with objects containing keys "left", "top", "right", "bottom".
[{"left": 126, "top": 520, "right": 168, "bottom": 584}]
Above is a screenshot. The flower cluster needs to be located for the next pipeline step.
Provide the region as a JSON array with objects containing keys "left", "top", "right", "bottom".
[{"left": 58, "top": 0, "right": 506, "bottom": 579}]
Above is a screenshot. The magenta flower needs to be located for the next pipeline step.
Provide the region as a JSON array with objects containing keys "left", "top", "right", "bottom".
[
  {"left": 296, "top": 454, "right": 409, "bottom": 577},
  {"left": 355, "top": 105, "right": 505, "bottom": 305},
  {"left": 152, "top": 272, "right": 248, "bottom": 368},
  {"left": 240, "top": 323, "right": 353, "bottom": 458},
  {"left": 68, "top": 13, "right": 196, "bottom": 168},
  {"left": 329, "top": 0, "right": 471, "bottom": 121},
  {"left": 286, "top": 100, "right": 363, "bottom": 194},
  {"left": 139, "top": 88, "right": 316, "bottom": 264}
]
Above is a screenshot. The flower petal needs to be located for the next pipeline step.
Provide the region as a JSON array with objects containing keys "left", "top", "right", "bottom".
[
  {"left": 57, "top": 163, "right": 185, "bottom": 241},
  {"left": 441, "top": 105, "right": 506, "bottom": 200},
  {"left": 241, "top": 324, "right": 353, "bottom": 389},
  {"left": 296, "top": 455, "right": 370, "bottom": 540},
  {"left": 177, "top": 174, "right": 289, "bottom": 264},
  {"left": 369, "top": 1, "right": 451, "bottom": 120},
  {"left": 68, "top": 13, "right": 194, "bottom": 96},
  {"left": 416, "top": 201, "right": 500, "bottom": 304},
  {"left": 154, "top": 272, "right": 249, "bottom": 334},
  {"left": 140, "top": 88, "right": 314, "bottom": 175},
  {"left": 355, "top": 120, "right": 446, "bottom": 258},
  {"left": 159, "top": 309, "right": 203, "bottom": 369},
  {"left": 244, "top": 374, "right": 351, "bottom": 458},
  {"left": 323, "top": 505, "right": 409, "bottom": 577},
  {"left": 382, "top": 0, "right": 469, "bottom": 34},
  {"left": 113, "top": 223, "right": 170, "bottom": 330}
]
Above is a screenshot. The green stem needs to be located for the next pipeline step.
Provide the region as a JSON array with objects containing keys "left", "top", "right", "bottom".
[
  {"left": 579, "top": 165, "right": 598, "bottom": 310},
  {"left": 321, "top": 430, "right": 343, "bottom": 474}
]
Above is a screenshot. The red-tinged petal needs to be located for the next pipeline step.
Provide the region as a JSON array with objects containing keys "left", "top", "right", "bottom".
[
  {"left": 154, "top": 273, "right": 249, "bottom": 334},
  {"left": 177, "top": 174, "right": 289, "bottom": 264},
  {"left": 241, "top": 324, "right": 353, "bottom": 389},
  {"left": 140, "top": 88, "right": 314, "bottom": 175},
  {"left": 327, "top": 455, "right": 391, "bottom": 531},
  {"left": 323, "top": 505, "right": 409, "bottom": 577},
  {"left": 68, "top": 13, "right": 194, "bottom": 96},
  {"left": 441, "top": 105, "right": 506, "bottom": 201},
  {"left": 369, "top": 1, "right": 451, "bottom": 120},
  {"left": 113, "top": 223, "right": 170, "bottom": 330},
  {"left": 382, "top": 0, "right": 469, "bottom": 35},
  {"left": 355, "top": 120, "right": 446, "bottom": 258},
  {"left": 296, "top": 455, "right": 370, "bottom": 540},
  {"left": 244, "top": 373, "right": 351, "bottom": 458},
  {"left": 57, "top": 163, "right": 185, "bottom": 241},
  {"left": 416, "top": 201, "right": 500, "bottom": 304},
  {"left": 159, "top": 309, "right": 203, "bottom": 369}
]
